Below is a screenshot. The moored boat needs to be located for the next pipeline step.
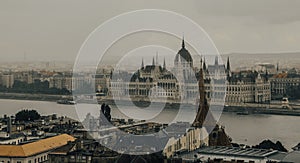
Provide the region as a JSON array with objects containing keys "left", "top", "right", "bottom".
[{"left": 57, "top": 100, "right": 76, "bottom": 105}]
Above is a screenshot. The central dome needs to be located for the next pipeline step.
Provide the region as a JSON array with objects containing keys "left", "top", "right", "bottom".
[{"left": 174, "top": 39, "right": 193, "bottom": 66}]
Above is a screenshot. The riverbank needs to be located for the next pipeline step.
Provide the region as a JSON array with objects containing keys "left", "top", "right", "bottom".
[
  {"left": 224, "top": 106, "right": 300, "bottom": 116},
  {"left": 0, "top": 98, "right": 299, "bottom": 150},
  {"left": 1, "top": 93, "right": 300, "bottom": 117},
  {"left": 0, "top": 92, "right": 70, "bottom": 102}
]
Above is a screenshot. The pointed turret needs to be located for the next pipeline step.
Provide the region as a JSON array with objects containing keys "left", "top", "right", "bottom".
[
  {"left": 226, "top": 56, "right": 231, "bottom": 71},
  {"left": 152, "top": 56, "right": 155, "bottom": 66},
  {"left": 163, "top": 57, "right": 166, "bottom": 70},
  {"left": 141, "top": 58, "right": 144, "bottom": 69},
  {"left": 215, "top": 55, "right": 219, "bottom": 65},
  {"left": 203, "top": 58, "right": 207, "bottom": 71},
  {"left": 265, "top": 69, "right": 269, "bottom": 81},
  {"left": 200, "top": 57, "right": 203, "bottom": 69}
]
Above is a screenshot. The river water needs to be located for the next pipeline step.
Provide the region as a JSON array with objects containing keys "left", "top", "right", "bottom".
[{"left": 0, "top": 99, "right": 299, "bottom": 151}]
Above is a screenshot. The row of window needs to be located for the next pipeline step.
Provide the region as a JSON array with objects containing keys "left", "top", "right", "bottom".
[{"left": 1, "top": 155, "right": 47, "bottom": 163}]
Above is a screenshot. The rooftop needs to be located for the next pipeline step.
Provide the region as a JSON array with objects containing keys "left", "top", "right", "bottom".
[
  {"left": 197, "top": 146, "right": 280, "bottom": 158},
  {"left": 176, "top": 146, "right": 288, "bottom": 161},
  {"left": 0, "top": 134, "right": 75, "bottom": 157}
]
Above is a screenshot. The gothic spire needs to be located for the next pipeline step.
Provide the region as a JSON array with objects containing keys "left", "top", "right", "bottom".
[
  {"left": 203, "top": 57, "right": 207, "bottom": 70},
  {"left": 215, "top": 55, "right": 219, "bottom": 65},
  {"left": 265, "top": 69, "right": 269, "bottom": 81},
  {"left": 141, "top": 58, "right": 144, "bottom": 69},
  {"left": 152, "top": 56, "right": 155, "bottom": 66},
  {"left": 163, "top": 57, "right": 166, "bottom": 70},
  {"left": 192, "top": 63, "right": 217, "bottom": 128},
  {"left": 200, "top": 57, "right": 203, "bottom": 69},
  {"left": 192, "top": 65, "right": 206, "bottom": 128},
  {"left": 227, "top": 56, "right": 231, "bottom": 71},
  {"left": 182, "top": 36, "right": 185, "bottom": 48}
]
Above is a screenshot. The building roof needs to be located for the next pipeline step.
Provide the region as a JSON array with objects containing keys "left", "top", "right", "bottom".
[
  {"left": 0, "top": 134, "right": 75, "bottom": 157},
  {"left": 282, "top": 151, "right": 300, "bottom": 162},
  {"left": 196, "top": 146, "right": 284, "bottom": 159},
  {"left": 175, "top": 146, "right": 287, "bottom": 161},
  {"left": 174, "top": 39, "right": 193, "bottom": 66},
  {"left": 273, "top": 73, "right": 288, "bottom": 78},
  {"left": 49, "top": 141, "right": 76, "bottom": 155}
]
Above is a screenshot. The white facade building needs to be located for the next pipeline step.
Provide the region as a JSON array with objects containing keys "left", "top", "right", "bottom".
[{"left": 1, "top": 74, "right": 14, "bottom": 88}]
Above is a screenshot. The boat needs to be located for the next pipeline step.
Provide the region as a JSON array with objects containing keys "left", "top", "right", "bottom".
[
  {"left": 282, "top": 97, "right": 289, "bottom": 105},
  {"left": 282, "top": 97, "right": 290, "bottom": 109},
  {"left": 236, "top": 111, "right": 249, "bottom": 115},
  {"left": 57, "top": 100, "right": 76, "bottom": 105},
  {"left": 96, "top": 92, "right": 106, "bottom": 97}
]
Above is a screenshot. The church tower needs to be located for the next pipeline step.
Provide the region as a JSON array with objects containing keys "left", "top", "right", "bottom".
[
  {"left": 192, "top": 67, "right": 214, "bottom": 128},
  {"left": 192, "top": 65, "right": 232, "bottom": 147}
]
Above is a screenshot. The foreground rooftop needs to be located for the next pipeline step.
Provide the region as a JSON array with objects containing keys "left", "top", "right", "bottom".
[{"left": 0, "top": 134, "right": 75, "bottom": 157}]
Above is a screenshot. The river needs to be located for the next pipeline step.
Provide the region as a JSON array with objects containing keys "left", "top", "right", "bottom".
[{"left": 0, "top": 99, "right": 299, "bottom": 151}]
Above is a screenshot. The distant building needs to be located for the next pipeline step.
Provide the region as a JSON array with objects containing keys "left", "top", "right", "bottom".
[
  {"left": 226, "top": 71, "right": 271, "bottom": 104},
  {"left": 49, "top": 73, "right": 85, "bottom": 91},
  {"left": 13, "top": 71, "right": 36, "bottom": 84},
  {"left": 110, "top": 39, "right": 202, "bottom": 103},
  {"left": 0, "top": 134, "right": 75, "bottom": 163},
  {"left": 1, "top": 74, "right": 14, "bottom": 88},
  {"left": 253, "top": 63, "right": 277, "bottom": 74},
  {"left": 270, "top": 72, "right": 300, "bottom": 99},
  {"left": 92, "top": 73, "right": 111, "bottom": 94},
  {"left": 110, "top": 39, "right": 271, "bottom": 105},
  {"left": 111, "top": 56, "right": 180, "bottom": 102}
]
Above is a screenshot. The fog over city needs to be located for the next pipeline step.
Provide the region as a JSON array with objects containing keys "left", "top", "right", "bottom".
[
  {"left": 1, "top": 0, "right": 300, "bottom": 64},
  {"left": 1, "top": 1, "right": 300, "bottom": 162}
]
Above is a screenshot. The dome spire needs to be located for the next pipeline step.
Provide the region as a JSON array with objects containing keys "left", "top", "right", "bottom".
[{"left": 182, "top": 36, "right": 185, "bottom": 48}]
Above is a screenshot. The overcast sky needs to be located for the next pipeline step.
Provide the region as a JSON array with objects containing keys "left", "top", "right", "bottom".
[{"left": 1, "top": 0, "right": 300, "bottom": 62}]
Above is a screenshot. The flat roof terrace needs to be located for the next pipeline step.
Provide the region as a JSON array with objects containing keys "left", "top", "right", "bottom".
[{"left": 196, "top": 146, "right": 280, "bottom": 159}]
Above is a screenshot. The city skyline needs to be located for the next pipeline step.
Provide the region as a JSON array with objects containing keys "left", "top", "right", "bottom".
[{"left": 1, "top": 1, "right": 300, "bottom": 162}]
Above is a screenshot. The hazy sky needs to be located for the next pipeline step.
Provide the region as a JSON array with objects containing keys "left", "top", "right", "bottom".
[{"left": 1, "top": 0, "right": 300, "bottom": 62}]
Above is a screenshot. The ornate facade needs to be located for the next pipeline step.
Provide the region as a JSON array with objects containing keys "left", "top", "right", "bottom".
[
  {"left": 226, "top": 70, "right": 271, "bottom": 104},
  {"left": 109, "top": 39, "right": 271, "bottom": 104},
  {"left": 269, "top": 73, "right": 300, "bottom": 99}
]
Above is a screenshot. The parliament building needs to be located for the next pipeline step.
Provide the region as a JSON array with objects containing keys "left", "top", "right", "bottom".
[{"left": 110, "top": 39, "right": 271, "bottom": 105}]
